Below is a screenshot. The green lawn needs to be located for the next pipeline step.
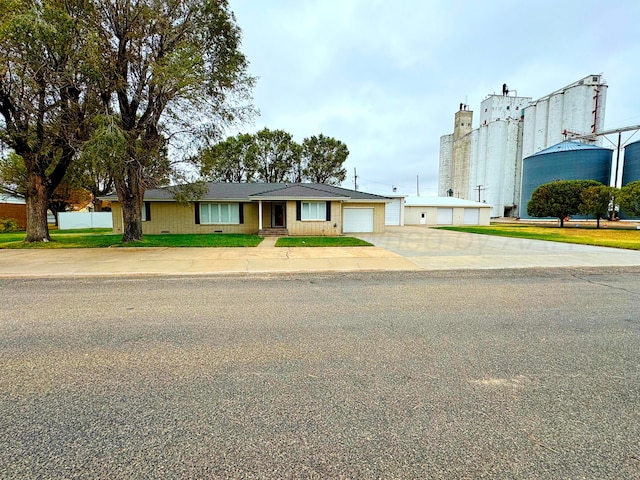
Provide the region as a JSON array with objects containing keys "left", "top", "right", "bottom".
[
  {"left": 438, "top": 225, "right": 640, "bottom": 250},
  {"left": 0, "top": 229, "right": 263, "bottom": 248},
  {"left": 275, "top": 236, "right": 372, "bottom": 247}
]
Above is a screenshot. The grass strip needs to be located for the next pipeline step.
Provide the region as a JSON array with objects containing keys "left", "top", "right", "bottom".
[
  {"left": 437, "top": 226, "right": 640, "bottom": 250},
  {"left": 275, "top": 236, "right": 372, "bottom": 247},
  {"left": 0, "top": 232, "right": 263, "bottom": 249}
]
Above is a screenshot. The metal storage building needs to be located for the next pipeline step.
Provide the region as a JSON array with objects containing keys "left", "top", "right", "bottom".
[
  {"left": 404, "top": 197, "right": 491, "bottom": 226},
  {"left": 520, "top": 141, "right": 613, "bottom": 219}
]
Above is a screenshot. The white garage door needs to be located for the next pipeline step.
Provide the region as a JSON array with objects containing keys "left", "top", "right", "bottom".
[
  {"left": 385, "top": 198, "right": 401, "bottom": 226},
  {"left": 463, "top": 208, "right": 480, "bottom": 225},
  {"left": 437, "top": 208, "right": 453, "bottom": 225},
  {"left": 344, "top": 208, "right": 374, "bottom": 232}
]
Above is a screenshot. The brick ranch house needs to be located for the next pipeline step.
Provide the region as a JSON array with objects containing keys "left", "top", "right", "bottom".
[{"left": 104, "top": 183, "right": 390, "bottom": 236}]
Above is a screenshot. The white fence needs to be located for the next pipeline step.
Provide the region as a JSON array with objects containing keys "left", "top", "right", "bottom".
[{"left": 58, "top": 212, "right": 113, "bottom": 230}]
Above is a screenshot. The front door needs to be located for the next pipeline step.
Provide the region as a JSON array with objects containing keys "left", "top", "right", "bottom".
[{"left": 271, "top": 202, "right": 286, "bottom": 227}]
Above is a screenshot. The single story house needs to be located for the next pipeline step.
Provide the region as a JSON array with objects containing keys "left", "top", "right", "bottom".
[
  {"left": 104, "top": 183, "right": 390, "bottom": 236},
  {"left": 404, "top": 196, "right": 491, "bottom": 226}
]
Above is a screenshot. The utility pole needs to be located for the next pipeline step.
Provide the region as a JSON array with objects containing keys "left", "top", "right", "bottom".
[
  {"left": 475, "top": 185, "right": 486, "bottom": 202},
  {"left": 353, "top": 167, "right": 358, "bottom": 191},
  {"left": 416, "top": 175, "right": 420, "bottom": 196}
]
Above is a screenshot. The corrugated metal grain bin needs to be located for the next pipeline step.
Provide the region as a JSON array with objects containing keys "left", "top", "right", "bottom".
[
  {"left": 520, "top": 141, "right": 612, "bottom": 219},
  {"left": 622, "top": 140, "right": 640, "bottom": 186}
]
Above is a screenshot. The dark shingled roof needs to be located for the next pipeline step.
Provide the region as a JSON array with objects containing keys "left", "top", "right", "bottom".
[
  {"left": 102, "top": 183, "right": 390, "bottom": 201},
  {"left": 249, "top": 184, "right": 350, "bottom": 199}
]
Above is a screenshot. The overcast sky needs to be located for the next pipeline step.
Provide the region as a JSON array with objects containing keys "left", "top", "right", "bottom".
[{"left": 227, "top": 0, "right": 640, "bottom": 196}]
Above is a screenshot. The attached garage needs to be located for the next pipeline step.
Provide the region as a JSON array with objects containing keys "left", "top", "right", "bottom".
[{"left": 343, "top": 207, "right": 374, "bottom": 232}]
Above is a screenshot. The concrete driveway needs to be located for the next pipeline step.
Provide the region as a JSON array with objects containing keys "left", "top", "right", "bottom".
[{"left": 353, "top": 226, "right": 640, "bottom": 270}]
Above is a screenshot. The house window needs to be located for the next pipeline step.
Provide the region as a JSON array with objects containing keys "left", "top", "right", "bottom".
[
  {"left": 200, "top": 203, "right": 240, "bottom": 224},
  {"left": 301, "top": 201, "right": 327, "bottom": 221},
  {"left": 142, "top": 202, "right": 151, "bottom": 221}
]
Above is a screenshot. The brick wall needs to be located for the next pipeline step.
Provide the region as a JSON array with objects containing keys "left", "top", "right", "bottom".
[{"left": 0, "top": 203, "right": 27, "bottom": 230}]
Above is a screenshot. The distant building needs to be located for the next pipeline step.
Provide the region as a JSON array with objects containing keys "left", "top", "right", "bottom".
[
  {"left": 404, "top": 196, "right": 491, "bottom": 226},
  {"left": 439, "top": 74, "right": 608, "bottom": 217},
  {"left": 0, "top": 192, "right": 27, "bottom": 230}
]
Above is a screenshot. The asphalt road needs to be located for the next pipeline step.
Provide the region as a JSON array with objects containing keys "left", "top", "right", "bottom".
[{"left": 1, "top": 268, "right": 640, "bottom": 479}]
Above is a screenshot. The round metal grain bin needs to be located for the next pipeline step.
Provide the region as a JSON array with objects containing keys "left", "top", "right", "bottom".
[
  {"left": 520, "top": 141, "right": 612, "bottom": 219},
  {"left": 622, "top": 140, "right": 640, "bottom": 186},
  {"left": 620, "top": 140, "right": 640, "bottom": 219}
]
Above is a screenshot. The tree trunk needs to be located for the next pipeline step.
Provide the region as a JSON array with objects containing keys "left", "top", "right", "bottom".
[
  {"left": 596, "top": 215, "right": 601, "bottom": 229},
  {"left": 24, "top": 171, "right": 51, "bottom": 243},
  {"left": 115, "top": 165, "right": 145, "bottom": 243},
  {"left": 121, "top": 194, "right": 143, "bottom": 242}
]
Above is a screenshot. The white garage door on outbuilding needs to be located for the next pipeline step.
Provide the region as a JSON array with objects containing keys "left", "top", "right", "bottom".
[
  {"left": 463, "top": 208, "right": 480, "bottom": 225},
  {"left": 384, "top": 197, "right": 403, "bottom": 226},
  {"left": 343, "top": 207, "right": 374, "bottom": 232},
  {"left": 437, "top": 208, "right": 453, "bottom": 225}
]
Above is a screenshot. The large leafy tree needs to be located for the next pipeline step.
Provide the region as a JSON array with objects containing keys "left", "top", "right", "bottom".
[
  {"left": 579, "top": 185, "right": 616, "bottom": 228},
  {"left": 198, "top": 130, "right": 350, "bottom": 185},
  {"left": 618, "top": 181, "right": 640, "bottom": 218},
  {"left": 250, "top": 128, "right": 300, "bottom": 183},
  {"left": 95, "top": 0, "right": 254, "bottom": 242},
  {"left": 301, "top": 134, "right": 348, "bottom": 185},
  {"left": 0, "top": 0, "right": 98, "bottom": 242},
  {"left": 200, "top": 132, "right": 255, "bottom": 182},
  {"left": 527, "top": 179, "right": 603, "bottom": 227}
]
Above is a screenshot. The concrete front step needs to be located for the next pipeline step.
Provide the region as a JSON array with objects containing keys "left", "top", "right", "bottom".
[{"left": 258, "top": 228, "right": 288, "bottom": 237}]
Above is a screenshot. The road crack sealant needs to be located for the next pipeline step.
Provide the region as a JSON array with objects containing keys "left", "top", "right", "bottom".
[{"left": 571, "top": 273, "right": 640, "bottom": 297}]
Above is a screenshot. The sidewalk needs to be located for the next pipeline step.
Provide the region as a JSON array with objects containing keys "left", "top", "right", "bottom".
[
  {"left": 1, "top": 229, "right": 640, "bottom": 277},
  {"left": 0, "top": 243, "right": 415, "bottom": 277}
]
